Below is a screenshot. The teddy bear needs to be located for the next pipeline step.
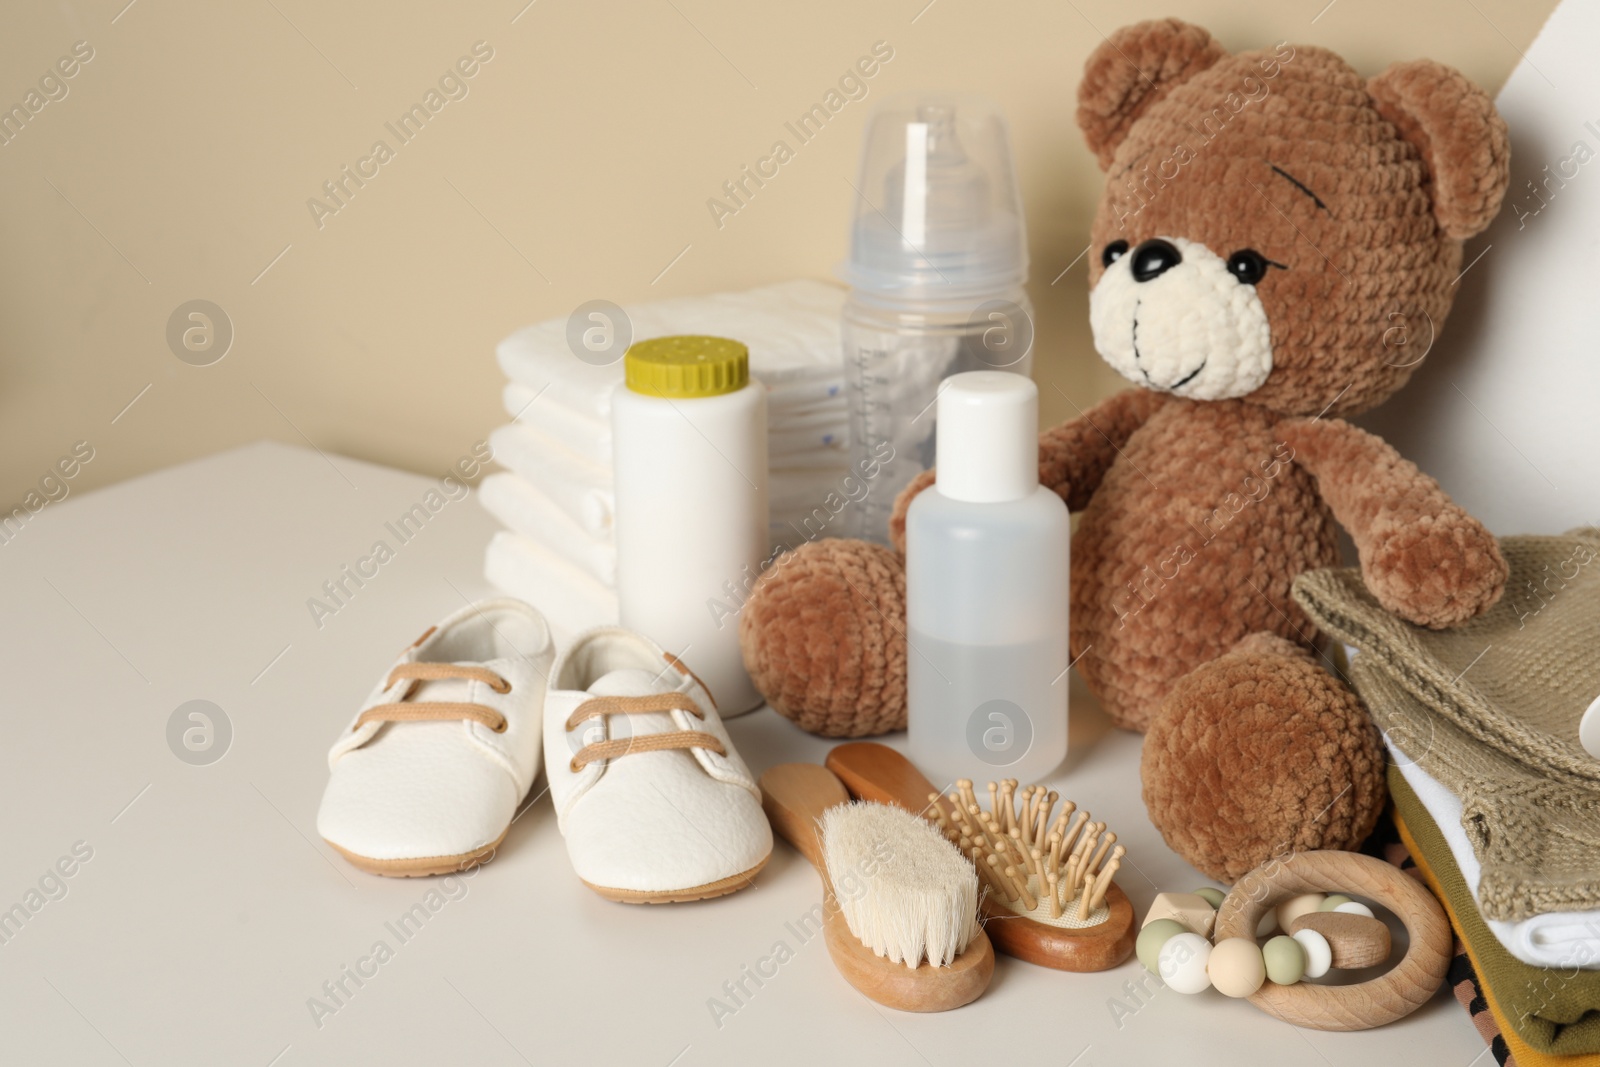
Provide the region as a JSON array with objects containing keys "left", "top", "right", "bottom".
[{"left": 738, "top": 18, "right": 1512, "bottom": 882}]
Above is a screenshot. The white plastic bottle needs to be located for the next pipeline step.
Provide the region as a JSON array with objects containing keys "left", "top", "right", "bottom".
[
  {"left": 841, "top": 93, "right": 1034, "bottom": 543},
  {"left": 611, "top": 336, "right": 768, "bottom": 716},
  {"left": 906, "top": 371, "right": 1069, "bottom": 785}
]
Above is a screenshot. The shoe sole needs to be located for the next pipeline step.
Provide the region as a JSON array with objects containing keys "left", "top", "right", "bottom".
[
  {"left": 581, "top": 852, "right": 771, "bottom": 904},
  {"left": 327, "top": 827, "right": 510, "bottom": 878}
]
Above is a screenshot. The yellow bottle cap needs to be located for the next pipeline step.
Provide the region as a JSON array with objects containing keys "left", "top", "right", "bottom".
[{"left": 623, "top": 335, "right": 748, "bottom": 398}]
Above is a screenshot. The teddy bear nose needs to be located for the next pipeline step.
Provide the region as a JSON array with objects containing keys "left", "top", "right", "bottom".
[{"left": 1130, "top": 238, "right": 1183, "bottom": 282}]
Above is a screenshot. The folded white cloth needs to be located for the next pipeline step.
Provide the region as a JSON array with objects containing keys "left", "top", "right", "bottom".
[
  {"left": 488, "top": 423, "right": 613, "bottom": 537},
  {"left": 1392, "top": 745, "right": 1600, "bottom": 970},
  {"left": 504, "top": 379, "right": 846, "bottom": 469},
  {"left": 495, "top": 280, "right": 848, "bottom": 422},
  {"left": 478, "top": 473, "right": 617, "bottom": 586},
  {"left": 503, "top": 382, "right": 612, "bottom": 467},
  {"left": 484, "top": 530, "right": 618, "bottom": 642}
]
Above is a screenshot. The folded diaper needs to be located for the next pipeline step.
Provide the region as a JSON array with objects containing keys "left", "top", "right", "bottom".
[
  {"left": 484, "top": 530, "right": 618, "bottom": 640},
  {"left": 488, "top": 423, "right": 614, "bottom": 537},
  {"left": 494, "top": 279, "right": 849, "bottom": 421},
  {"left": 478, "top": 473, "right": 616, "bottom": 586},
  {"left": 487, "top": 279, "right": 862, "bottom": 622},
  {"left": 503, "top": 381, "right": 612, "bottom": 467}
]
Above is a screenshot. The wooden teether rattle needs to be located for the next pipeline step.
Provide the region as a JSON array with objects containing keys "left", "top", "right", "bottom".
[{"left": 1212, "top": 850, "right": 1451, "bottom": 1031}]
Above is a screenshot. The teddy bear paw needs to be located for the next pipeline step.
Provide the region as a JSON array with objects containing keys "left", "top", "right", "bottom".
[
  {"left": 1362, "top": 511, "right": 1508, "bottom": 629},
  {"left": 738, "top": 538, "right": 908, "bottom": 736},
  {"left": 1141, "top": 633, "right": 1386, "bottom": 883}
]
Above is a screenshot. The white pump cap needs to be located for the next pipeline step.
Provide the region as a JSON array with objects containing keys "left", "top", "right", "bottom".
[{"left": 934, "top": 371, "right": 1038, "bottom": 503}]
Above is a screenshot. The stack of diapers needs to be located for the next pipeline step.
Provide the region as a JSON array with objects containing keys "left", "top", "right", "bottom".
[{"left": 481, "top": 279, "right": 851, "bottom": 639}]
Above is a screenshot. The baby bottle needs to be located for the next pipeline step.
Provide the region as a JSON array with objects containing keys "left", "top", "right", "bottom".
[{"left": 840, "top": 92, "right": 1033, "bottom": 542}]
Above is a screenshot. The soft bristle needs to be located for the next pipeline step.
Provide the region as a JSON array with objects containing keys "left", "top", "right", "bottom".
[
  {"left": 820, "top": 801, "right": 980, "bottom": 969},
  {"left": 925, "top": 780, "right": 1125, "bottom": 924}
]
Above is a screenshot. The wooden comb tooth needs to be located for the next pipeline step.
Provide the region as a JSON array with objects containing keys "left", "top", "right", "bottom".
[
  {"left": 1060, "top": 810, "right": 1089, "bottom": 858},
  {"left": 1035, "top": 791, "right": 1058, "bottom": 850},
  {"left": 1049, "top": 800, "right": 1076, "bottom": 842},
  {"left": 1077, "top": 877, "right": 1096, "bottom": 921},
  {"left": 1007, "top": 865, "right": 1037, "bottom": 911},
  {"left": 987, "top": 855, "right": 1019, "bottom": 902},
  {"left": 1089, "top": 848, "right": 1124, "bottom": 912},
  {"left": 1087, "top": 831, "right": 1117, "bottom": 880}
]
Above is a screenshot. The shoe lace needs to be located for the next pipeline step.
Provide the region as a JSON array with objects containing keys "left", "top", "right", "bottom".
[
  {"left": 355, "top": 663, "right": 513, "bottom": 733},
  {"left": 565, "top": 692, "right": 726, "bottom": 773}
]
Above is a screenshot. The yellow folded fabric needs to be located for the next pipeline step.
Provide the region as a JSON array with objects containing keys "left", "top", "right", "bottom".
[{"left": 1394, "top": 803, "right": 1600, "bottom": 1067}]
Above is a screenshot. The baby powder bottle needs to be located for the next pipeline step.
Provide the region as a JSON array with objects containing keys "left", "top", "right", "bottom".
[
  {"left": 905, "top": 371, "right": 1069, "bottom": 785},
  {"left": 841, "top": 92, "right": 1033, "bottom": 543},
  {"left": 612, "top": 336, "right": 768, "bottom": 716}
]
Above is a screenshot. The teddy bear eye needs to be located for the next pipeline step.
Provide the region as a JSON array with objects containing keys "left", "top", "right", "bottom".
[
  {"left": 1226, "top": 249, "right": 1271, "bottom": 285},
  {"left": 1101, "top": 240, "right": 1129, "bottom": 268}
]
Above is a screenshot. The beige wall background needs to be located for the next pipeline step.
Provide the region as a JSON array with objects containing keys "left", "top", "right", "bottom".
[{"left": 0, "top": 0, "right": 1557, "bottom": 504}]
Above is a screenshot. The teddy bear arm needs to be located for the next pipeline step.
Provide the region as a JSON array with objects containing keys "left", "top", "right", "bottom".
[
  {"left": 1038, "top": 388, "right": 1170, "bottom": 511},
  {"left": 1278, "top": 417, "right": 1507, "bottom": 628}
]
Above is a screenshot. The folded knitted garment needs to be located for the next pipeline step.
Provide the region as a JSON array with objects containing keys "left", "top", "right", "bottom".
[
  {"left": 1393, "top": 746, "right": 1600, "bottom": 969},
  {"left": 1391, "top": 767, "right": 1600, "bottom": 1058},
  {"left": 1295, "top": 530, "right": 1600, "bottom": 921}
]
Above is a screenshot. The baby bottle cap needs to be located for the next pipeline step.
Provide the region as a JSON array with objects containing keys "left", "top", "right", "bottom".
[
  {"left": 624, "top": 335, "right": 748, "bottom": 398},
  {"left": 935, "top": 371, "right": 1038, "bottom": 503},
  {"left": 840, "top": 92, "right": 1028, "bottom": 303}
]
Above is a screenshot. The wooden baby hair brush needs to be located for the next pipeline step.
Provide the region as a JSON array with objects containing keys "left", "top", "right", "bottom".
[
  {"left": 825, "top": 742, "right": 1136, "bottom": 972},
  {"left": 759, "top": 762, "right": 994, "bottom": 1011}
]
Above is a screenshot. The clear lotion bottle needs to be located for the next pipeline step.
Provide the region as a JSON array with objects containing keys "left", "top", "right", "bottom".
[{"left": 906, "top": 372, "right": 1069, "bottom": 785}]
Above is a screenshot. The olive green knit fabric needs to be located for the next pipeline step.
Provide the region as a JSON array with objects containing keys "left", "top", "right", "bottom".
[
  {"left": 1294, "top": 530, "right": 1600, "bottom": 922},
  {"left": 1391, "top": 767, "right": 1600, "bottom": 1056}
]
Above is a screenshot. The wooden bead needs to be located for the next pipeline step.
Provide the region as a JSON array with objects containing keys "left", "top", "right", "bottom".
[
  {"left": 1275, "top": 892, "right": 1326, "bottom": 931},
  {"left": 1289, "top": 911, "right": 1391, "bottom": 970},
  {"left": 1143, "top": 892, "right": 1216, "bottom": 938}
]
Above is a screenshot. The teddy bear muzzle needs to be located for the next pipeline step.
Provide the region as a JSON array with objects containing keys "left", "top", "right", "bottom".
[{"left": 1089, "top": 235, "right": 1274, "bottom": 401}]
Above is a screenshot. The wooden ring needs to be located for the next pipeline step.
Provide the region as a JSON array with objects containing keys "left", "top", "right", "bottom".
[{"left": 1213, "top": 850, "right": 1452, "bottom": 1031}]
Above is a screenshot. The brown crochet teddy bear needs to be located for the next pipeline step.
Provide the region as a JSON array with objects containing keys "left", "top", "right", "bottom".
[{"left": 739, "top": 19, "right": 1511, "bottom": 882}]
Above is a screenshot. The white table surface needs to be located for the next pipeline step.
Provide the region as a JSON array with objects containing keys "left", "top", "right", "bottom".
[{"left": 0, "top": 441, "right": 1485, "bottom": 1067}]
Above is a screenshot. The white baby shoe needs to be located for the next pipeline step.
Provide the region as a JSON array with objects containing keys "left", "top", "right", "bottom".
[
  {"left": 318, "top": 598, "right": 554, "bottom": 876},
  {"left": 544, "top": 627, "right": 772, "bottom": 902}
]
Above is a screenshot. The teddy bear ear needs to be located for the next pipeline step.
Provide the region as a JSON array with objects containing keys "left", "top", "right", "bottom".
[
  {"left": 1076, "top": 19, "right": 1228, "bottom": 169},
  {"left": 1368, "top": 60, "right": 1511, "bottom": 240}
]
